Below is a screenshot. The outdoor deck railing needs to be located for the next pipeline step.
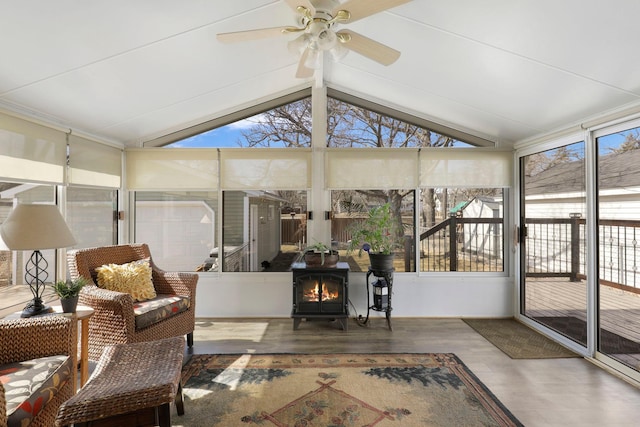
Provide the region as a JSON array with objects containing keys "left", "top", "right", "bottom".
[
  {"left": 524, "top": 216, "right": 584, "bottom": 281},
  {"left": 418, "top": 216, "right": 504, "bottom": 272},
  {"left": 285, "top": 215, "right": 640, "bottom": 287},
  {"left": 418, "top": 215, "right": 640, "bottom": 291},
  {"left": 597, "top": 219, "right": 640, "bottom": 289},
  {"left": 524, "top": 217, "right": 640, "bottom": 291}
]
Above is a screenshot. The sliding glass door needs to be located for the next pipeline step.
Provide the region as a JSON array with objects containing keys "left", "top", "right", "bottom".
[
  {"left": 520, "top": 142, "right": 588, "bottom": 347},
  {"left": 596, "top": 125, "right": 640, "bottom": 369}
]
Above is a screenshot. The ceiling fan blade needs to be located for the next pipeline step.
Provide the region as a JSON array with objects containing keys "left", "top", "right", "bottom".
[
  {"left": 296, "top": 48, "right": 315, "bottom": 78},
  {"left": 337, "top": 30, "right": 401, "bottom": 66},
  {"left": 284, "top": 0, "right": 315, "bottom": 15},
  {"left": 333, "top": 0, "right": 411, "bottom": 23},
  {"left": 217, "top": 26, "right": 291, "bottom": 43}
]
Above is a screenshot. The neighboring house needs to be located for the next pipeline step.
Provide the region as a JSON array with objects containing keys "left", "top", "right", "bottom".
[
  {"left": 523, "top": 149, "right": 640, "bottom": 289},
  {"left": 137, "top": 190, "right": 285, "bottom": 273},
  {"left": 222, "top": 191, "right": 284, "bottom": 272},
  {"left": 524, "top": 149, "right": 640, "bottom": 220},
  {"left": 135, "top": 199, "right": 215, "bottom": 272}
]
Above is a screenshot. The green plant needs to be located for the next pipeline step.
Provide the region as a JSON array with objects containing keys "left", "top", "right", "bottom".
[
  {"left": 347, "top": 203, "right": 401, "bottom": 255},
  {"left": 303, "top": 240, "right": 337, "bottom": 266},
  {"left": 51, "top": 277, "right": 88, "bottom": 299}
]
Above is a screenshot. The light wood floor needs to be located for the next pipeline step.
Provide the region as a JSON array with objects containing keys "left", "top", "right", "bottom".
[
  {"left": 5, "top": 285, "right": 640, "bottom": 426},
  {"left": 187, "top": 317, "right": 640, "bottom": 427}
]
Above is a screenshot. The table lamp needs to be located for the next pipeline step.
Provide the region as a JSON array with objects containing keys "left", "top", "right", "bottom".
[{"left": 0, "top": 204, "right": 77, "bottom": 317}]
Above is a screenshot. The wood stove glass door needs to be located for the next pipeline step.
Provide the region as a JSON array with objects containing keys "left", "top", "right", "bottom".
[{"left": 295, "top": 273, "right": 345, "bottom": 314}]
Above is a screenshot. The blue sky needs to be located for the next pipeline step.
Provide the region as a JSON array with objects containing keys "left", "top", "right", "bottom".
[
  {"left": 168, "top": 117, "right": 258, "bottom": 148},
  {"left": 597, "top": 130, "right": 631, "bottom": 154},
  {"left": 167, "top": 111, "right": 639, "bottom": 152}
]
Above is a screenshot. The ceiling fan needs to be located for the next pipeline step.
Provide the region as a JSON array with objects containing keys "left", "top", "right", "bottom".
[{"left": 217, "top": 0, "right": 411, "bottom": 78}]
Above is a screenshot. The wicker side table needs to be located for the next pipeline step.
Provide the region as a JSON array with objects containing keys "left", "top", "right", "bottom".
[{"left": 55, "top": 336, "right": 185, "bottom": 427}]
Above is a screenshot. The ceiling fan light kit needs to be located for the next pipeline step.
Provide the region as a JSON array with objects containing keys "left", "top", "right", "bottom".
[
  {"left": 217, "top": 0, "right": 411, "bottom": 79},
  {"left": 304, "top": 46, "right": 323, "bottom": 70},
  {"left": 288, "top": 33, "right": 311, "bottom": 54}
]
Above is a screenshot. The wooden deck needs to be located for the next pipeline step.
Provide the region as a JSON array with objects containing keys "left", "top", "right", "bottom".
[{"left": 525, "top": 277, "right": 640, "bottom": 367}]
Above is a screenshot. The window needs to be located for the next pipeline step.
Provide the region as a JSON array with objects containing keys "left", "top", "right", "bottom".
[
  {"left": 418, "top": 149, "right": 510, "bottom": 273},
  {"left": 327, "top": 97, "right": 467, "bottom": 148},
  {"left": 134, "top": 191, "right": 218, "bottom": 272},
  {"left": 135, "top": 90, "right": 505, "bottom": 274},
  {"left": 326, "top": 91, "right": 491, "bottom": 148},
  {"left": 325, "top": 94, "right": 505, "bottom": 273},
  {"left": 419, "top": 188, "right": 504, "bottom": 272},
  {"left": 331, "top": 190, "right": 415, "bottom": 272},
  {"left": 222, "top": 190, "right": 307, "bottom": 272},
  {"left": 0, "top": 182, "right": 56, "bottom": 296},
  {"left": 164, "top": 96, "right": 312, "bottom": 148},
  {"left": 129, "top": 94, "right": 313, "bottom": 273},
  {"left": 66, "top": 187, "right": 118, "bottom": 250}
]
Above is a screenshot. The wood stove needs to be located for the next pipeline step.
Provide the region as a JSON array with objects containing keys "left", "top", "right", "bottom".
[{"left": 291, "top": 262, "right": 349, "bottom": 330}]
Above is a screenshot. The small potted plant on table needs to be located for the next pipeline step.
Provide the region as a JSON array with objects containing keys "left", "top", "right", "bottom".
[
  {"left": 51, "top": 277, "right": 88, "bottom": 313},
  {"left": 302, "top": 240, "right": 340, "bottom": 267}
]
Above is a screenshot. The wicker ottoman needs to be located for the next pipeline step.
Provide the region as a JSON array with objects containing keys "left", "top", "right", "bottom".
[{"left": 55, "top": 336, "right": 185, "bottom": 427}]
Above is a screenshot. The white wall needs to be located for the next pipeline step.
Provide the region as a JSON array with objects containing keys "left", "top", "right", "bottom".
[{"left": 193, "top": 272, "right": 514, "bottom": 318}]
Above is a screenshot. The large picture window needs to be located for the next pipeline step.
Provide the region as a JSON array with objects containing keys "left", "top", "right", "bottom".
[
  {"left": 134, "top": 191, "right": 218, "bottom": 272},
  {"left": 164, "top": 95, "right": 312, "bottom": 149},
  {"left": 331, "top": 190, "right": 415, "bottom": 273},
  {"left": 222, "top": 190, "right": 307, "bottom": 272},
  {"left": 144, "top": 90, "right": 506, "bottom": 274},
  {"left": 419, "top": 188, "right": 504, "bottom": 272},
  {"left": 0, "top": 183, "right": 57, "bottom": 309},
  {"left": 67, "top": 187, "right": 118, "bottom": 250}
]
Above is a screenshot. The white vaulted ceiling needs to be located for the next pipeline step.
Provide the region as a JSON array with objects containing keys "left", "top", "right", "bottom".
[{"left": 2, "top": 0, "right": 640, "bottom": 147}]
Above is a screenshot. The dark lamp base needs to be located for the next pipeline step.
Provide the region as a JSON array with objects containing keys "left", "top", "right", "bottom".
[{"left": 21, "top": 304, "right": 53, "bottom": 318}]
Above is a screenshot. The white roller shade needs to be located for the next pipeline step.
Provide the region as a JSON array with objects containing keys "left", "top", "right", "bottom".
[
  {"left": 419, "top": 148, "right": 512, "bottom": 188},
  {"left": 326, "top": 148, "right": 418, "bottom": 189},
  {"left": 126, "top": 148, "right": 218, "bottom": 190},
  {"left": 68, "top": 135, "right": 122, "bottom": 188},
  {"left": 0, "top": 113, "right": 66, "bottom": 183},
  {"left": 220, "top": 149, "right": 311, "bottom": 190}
]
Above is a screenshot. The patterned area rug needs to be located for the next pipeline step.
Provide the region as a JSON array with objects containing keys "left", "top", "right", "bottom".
[
  {"left": 173, "top": 353, "right": 522, "bottom": 426},
  {"left": 463, "top": 318, "right": 580, "bottom": 359}
]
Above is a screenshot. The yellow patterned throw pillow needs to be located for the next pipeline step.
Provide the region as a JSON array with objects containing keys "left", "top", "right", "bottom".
[{"left": 95, "top": 260, "right": 157, "bottom": 302}]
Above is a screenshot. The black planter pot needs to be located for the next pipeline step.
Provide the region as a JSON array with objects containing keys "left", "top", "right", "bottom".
[
  {"left": 60, "top": 296, "right": 79, "bottom": 313},
  {"left": 368, "top": 253, "right": 394, "bottom": 272}
]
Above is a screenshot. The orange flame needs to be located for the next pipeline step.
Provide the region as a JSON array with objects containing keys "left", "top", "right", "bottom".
[{"left": 302, "top": 281, "right": 339, "bottom": 302}]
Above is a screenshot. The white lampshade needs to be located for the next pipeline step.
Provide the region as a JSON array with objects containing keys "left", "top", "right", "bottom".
[
  {"left": 0, "top": 204, "right": 76, "bottom": 250},
  {"left": 0, "top": 236, "right": 8, "bottom": 251}
]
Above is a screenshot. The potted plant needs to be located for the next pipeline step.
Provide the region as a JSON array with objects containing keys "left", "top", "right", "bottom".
[
  {"left": 347, "top": 203, "right": 401, "bottom": 271},
  {"left": 302, "top": 240, "right": 339, "bottom": 267},
  {"left": 51, "top": 277, "right": 88, "bottom": 313}
]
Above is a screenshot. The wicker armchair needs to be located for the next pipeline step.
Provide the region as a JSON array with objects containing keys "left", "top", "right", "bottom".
[
  {"left": 0, "top": 316, "right": 76, "bottom": 427},
  {"left": 67, "top": 244, "right": 197, "bottom": 361}
]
